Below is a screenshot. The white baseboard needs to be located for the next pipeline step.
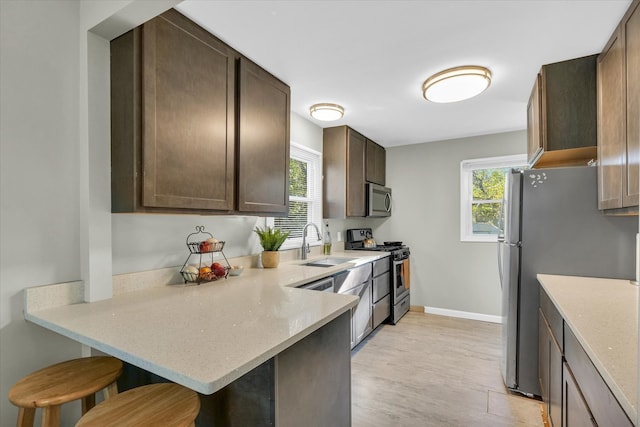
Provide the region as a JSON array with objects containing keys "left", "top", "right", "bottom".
[{"left": 423, "top": 306, "right": 502, "bottom": 324}]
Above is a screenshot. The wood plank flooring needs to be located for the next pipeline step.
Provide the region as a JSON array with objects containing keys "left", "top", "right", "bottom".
[{"left": 351, "top": 312, "right": 544, "bottom": 427}]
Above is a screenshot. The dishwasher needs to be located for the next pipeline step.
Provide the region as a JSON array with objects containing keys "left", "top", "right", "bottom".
[
  {"left": 296, "top": 276, "right": 334, "bottom": 292},
  {"left": 334, "top": 264, "right": 373, "bottom": 349}
]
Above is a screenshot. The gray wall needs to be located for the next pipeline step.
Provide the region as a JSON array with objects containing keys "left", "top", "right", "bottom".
[
  {"left": 0, "top": 2, "right": 85, "bottom": 424},
  {"left": 375, "top": 131, "right": 527, "bottom": 317}
]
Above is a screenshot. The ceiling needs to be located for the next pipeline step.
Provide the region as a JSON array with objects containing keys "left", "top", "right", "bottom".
[{"left": 176, "top": 1, "right": 631, "bottom": 148}]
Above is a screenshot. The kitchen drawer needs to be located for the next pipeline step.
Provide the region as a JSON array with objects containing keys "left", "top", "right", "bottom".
[
  {"left": 372, "top": 294, "right": 390, "bottom": 329},
  {"left": 372, "top": 271, "right": 390, "bottom": 302},
  {"left": 372, "top": 256, "right": 390, "bottom": 277},
  {"left": 564, "top": 326, "right": 633, "bottom": 427},
  {"left": 540, "top": 287, "right": 563, "bottom": 351}
]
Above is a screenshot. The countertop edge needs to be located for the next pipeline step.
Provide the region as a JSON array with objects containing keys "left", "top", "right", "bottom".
[{"left": 25, "top": 293, "right": 359, "bottom": 395}]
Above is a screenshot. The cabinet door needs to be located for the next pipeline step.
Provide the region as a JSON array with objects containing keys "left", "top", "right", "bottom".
[
  {"left": 538, "top": 311, "right": 550, "bottom": 405},
  {"left": 544, "top": 56, "right": 598, "bottom": 153},
  {"left": 141, "top": 12, "right": 236, "bottom": 210},
  {"left": 527, "top": 74, "right": 543, "bottom": 166},
  {"left": 366, "top": 139, "right": 386, "bottom": 186},
  {"left": 548, "top": 328, "right": 562, "bottom": 427},
  {"left": 624, "top": 2, "right": 640, "bottom": 207},
  {"left": 563, "top": 363, "right": 596, "bottom": 427},
  {"left": 597, "top": 29, "right": 625, "bottom": 210},
  {"left": 346, "top": 129, "right": 366, "bottom": 217},
  {"left": 539, "top": 310, "right": 563, "bottom": 427},
  {"left": 237, "top": 58, "right": 290, "bottom": 215}
]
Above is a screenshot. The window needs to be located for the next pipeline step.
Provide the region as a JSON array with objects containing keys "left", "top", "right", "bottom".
[
  {"left": 460, "top": 154, "right": 527, "bottom": 242},
  {"left": 269, "top": 142, "right": 323, "bottom": 250}
]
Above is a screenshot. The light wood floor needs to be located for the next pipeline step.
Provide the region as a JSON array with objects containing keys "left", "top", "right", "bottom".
[{"left": 351, "top": 312, "right": 544, "bottom": 427}]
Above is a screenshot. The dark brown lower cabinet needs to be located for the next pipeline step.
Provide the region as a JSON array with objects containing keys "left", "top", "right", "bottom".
[
  {"left": 563, "top": 363, "right": 596, "bottom": 427},
  {"left": 539, "top": 309, "right": 562, "bottom": 427},
  {"left": 540, "top": 285, "right": 634, "bottom": 427},
  {"left": 564, "top": 327, "right": 634, "bottom": 427}
]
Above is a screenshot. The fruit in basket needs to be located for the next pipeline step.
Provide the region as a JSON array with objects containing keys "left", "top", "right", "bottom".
[
  {"left": 213, "top": 266, "right": 226, "bottom": 277},
  {"left": 184, "top": 265, "right": 199, "bottom": 275},
  {"left": 199, "top": 266, "right": 212, "bottom": 279},
  {"left": 183, "top": 265, "right": 199, "bottom": 280},
  {"left": 211, "top": 262, "right": 223, "bottom": 270},
  {"left": 206, "top": 237, "right": 219, "bottom": 244},
  {"left": 199, "top": 241, "right": 212, "bottom": 253}
]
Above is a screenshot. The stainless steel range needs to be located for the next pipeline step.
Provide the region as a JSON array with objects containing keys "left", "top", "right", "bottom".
[{"left": 345, "top": 228, "right": 410, "bottom": 324}]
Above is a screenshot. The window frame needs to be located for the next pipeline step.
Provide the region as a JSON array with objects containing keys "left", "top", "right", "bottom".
[
  {"left": 267, "top": 142, "right": 323, "bottom": 250},
  {"left": 460, "top": 154, "right": 527, "bottom": 243}
]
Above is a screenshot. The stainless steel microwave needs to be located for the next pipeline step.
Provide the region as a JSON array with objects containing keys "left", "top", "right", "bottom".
[{"left": 367, "top": 183, "right": 392, "bottom": 217}]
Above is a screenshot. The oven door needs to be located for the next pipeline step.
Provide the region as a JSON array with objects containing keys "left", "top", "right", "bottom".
[{"left": 392, "top": 258, "right": 410, "bottom": 303}]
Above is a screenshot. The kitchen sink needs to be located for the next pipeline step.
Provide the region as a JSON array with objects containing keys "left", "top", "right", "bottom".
[{"left": 302, "top": 257, "right": 357, "bottom": 267}]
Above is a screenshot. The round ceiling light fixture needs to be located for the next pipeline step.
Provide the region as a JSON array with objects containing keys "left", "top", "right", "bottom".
[
  {"left": 309, "top": 103, "right": 344, "bottom": 121},
  {"left": 422, "top": 66, "right": 492, "bottom": 103}
]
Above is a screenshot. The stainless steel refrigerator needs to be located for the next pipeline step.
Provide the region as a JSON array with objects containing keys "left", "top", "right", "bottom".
[{"left": 497, "top": 166, "right": 637, "bottom": 397}]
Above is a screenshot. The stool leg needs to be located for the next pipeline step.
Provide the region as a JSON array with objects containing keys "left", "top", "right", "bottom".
[
  {"left": 81, "top": 393, "right": 96, "bottom": 414},
  {"left": 16, "top": 407, "right": 35, "bottom": 427},
  {"left": 41, "top": 405, "right": 60, "bottom": 427},
  {"left": 103, "top": 381, "right": 118, "bottom": 399}
]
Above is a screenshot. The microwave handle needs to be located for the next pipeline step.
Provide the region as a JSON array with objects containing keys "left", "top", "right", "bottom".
[{"left": 384, "top": 193, "right": 391, "bottom": 212}]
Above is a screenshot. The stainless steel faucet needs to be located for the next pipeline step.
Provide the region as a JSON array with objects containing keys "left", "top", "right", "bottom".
[{"left": 301, "top": 223, "right": 322, "bottom": 260}]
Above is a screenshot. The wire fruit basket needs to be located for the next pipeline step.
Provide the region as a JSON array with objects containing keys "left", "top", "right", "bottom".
[{"left": 179, "top": 226, "right": 231, "bottom": 284}]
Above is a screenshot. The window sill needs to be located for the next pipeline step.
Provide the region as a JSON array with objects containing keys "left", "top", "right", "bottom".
[{"left": 461, "top": 235, "right": 499, "bottom": 243}]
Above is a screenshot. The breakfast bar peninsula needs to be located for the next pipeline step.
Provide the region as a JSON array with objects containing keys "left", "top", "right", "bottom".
[{"left": 23, "top": 256, "right": 369, "bottom": 426}]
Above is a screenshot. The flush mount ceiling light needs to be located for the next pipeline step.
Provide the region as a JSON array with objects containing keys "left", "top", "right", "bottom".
[
  {"left": 422, "top": 66, "right": 492, "bottom": 103},
  {"left": 309, "top": 103, "right": 344, "bottom": 121}
]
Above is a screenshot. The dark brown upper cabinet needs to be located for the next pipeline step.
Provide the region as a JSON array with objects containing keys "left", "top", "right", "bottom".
[
  {"left": 237, "top": 58, "right": 290, "bottom": 215},
  {"left": 323, "top": 126, "right": 367, "bottom": 218},
  {"left": 597, "top": 0, "right": 639, "bottom": 212},
  {"left": 365, "top": 139, "right": 386, "bottom": 186},
  {"left": 111, "top": 9, "right": 290, "bottom": 216},
  {"left": 527, "top": 55, "right": 598, "bottom": 169}
]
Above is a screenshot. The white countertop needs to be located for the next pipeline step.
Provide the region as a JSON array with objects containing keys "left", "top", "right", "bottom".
[
  {"left": 537, "top": 274, "right": 638, "bottom": 424},
  {"left": 24, "top": 251, "right": 388, "bottom": 395}
]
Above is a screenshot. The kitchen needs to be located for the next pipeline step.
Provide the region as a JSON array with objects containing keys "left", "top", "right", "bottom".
[{"left": 1, "top": 0, "right": 638, "bottom": 426}]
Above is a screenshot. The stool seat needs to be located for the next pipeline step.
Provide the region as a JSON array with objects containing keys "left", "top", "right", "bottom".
[
  {"left": 9, "top": 356, "right": 123, "bottom": 427},
  {"left": 76, "top": 383, "right": 200, "bottom": 427}
]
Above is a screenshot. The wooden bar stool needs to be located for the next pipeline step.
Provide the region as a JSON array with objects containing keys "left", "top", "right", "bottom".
[
  {"left": 8, "top": 356, "right": 123, "bottom": 427},
  {"left": 75, "top": 383, "right": 200, "bottom": 427}
]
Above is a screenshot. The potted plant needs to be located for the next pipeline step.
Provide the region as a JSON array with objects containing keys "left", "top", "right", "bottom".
[{"left": 254, "top": 226, "right": 290, "bottom": 268}]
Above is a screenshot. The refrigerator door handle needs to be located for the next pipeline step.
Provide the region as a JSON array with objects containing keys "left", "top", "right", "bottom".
[{"left": 497, "top": 238, "right": 504, "bottom": 290}]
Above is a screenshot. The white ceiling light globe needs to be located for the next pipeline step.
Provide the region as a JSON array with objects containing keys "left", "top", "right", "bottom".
[{"left": 423, "top": 66, "right": 492, "bottom": 103}]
